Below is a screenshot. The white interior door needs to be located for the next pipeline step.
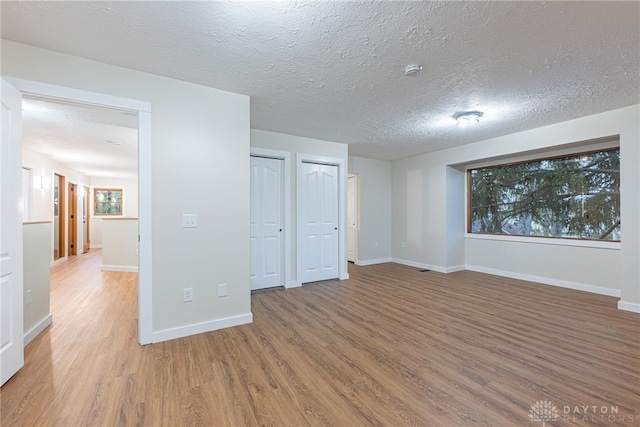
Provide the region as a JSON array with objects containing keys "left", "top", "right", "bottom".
[
  {"left": 250, "top": 156, "right": 283, "bottom": 290},
  {"left": 347, "top": 174, "right": 358, "bottom": 262},
  {"left": 300, "top": 162, "right": 339, "bottom": 283},
  {"left": 1, "top": 79, "right": 24, "bottom": 386}
]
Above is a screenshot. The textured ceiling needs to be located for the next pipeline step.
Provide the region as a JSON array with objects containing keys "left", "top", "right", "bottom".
[
  {"left": 2, "top": 1, "right": 639, "bottom": 162},
  {"left": 22, "top": 97, "right": 138, "bottom": 179}
]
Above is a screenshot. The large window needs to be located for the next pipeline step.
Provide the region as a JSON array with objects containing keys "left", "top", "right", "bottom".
[
  {"left": 468, "top": 148, "right": 620, "bottom": 241},
  {"left": 94, "top": 188, "right": 123, "bottom": 216}
]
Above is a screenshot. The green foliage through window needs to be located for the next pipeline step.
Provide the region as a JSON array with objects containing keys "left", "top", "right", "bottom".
[
  {"left": 94, "top": 188, "right": 123, "bottom": 216},
  {"left": 469, "top": 148, "right": 620, "bottom": 240}
]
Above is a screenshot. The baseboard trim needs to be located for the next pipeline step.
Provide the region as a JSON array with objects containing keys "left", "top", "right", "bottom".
[
  {"left": 355, "top": 257, "right": 393, "bottom": 266},
  {"left": 286, "top": 280, "right": 301, "bottom": 289},
  {"left": 151, "top": 312, "right": 253, "bottom": 343},
  {"left": 465, "top": 264, "right": 621, "bottom": 298},
  {"left": 101, "top": 265, "right": 138, "bottom": 272},
  {"left": 24, "top": 313, "right": 52, "bottom": 346},
  {"left": 90, "top": 244, "right": 102, "bottom": 249},
  {"left": 391, "top": 258, "right": 449, "bottom": 273},
  {"left": 339, "top": 273, "right": 350, "bottom": 280},
  {"left": 50, "top": 257, "right": 67, "bottom": 267},
  {"left": 618, "top": 301, "right": 640, "bottom": 313}
]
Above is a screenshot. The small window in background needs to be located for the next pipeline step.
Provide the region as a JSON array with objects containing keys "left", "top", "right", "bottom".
[
  {"left": 94, "top": 188, "right": 123, "bottom": 216},
  {"left": 468, "top": 148, "right": 620, "bottom": 241}
]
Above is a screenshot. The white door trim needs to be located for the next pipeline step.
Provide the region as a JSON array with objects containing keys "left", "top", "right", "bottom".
[
  {"left": 347, "top": 173, "right": 359, "bottom": 263},
  {"left": 3, "top": 77, "right": 154, "bottom": 345},
  {"left": 250, "top": 147, "right": 293, "bottom": 288},
  {"left": 296, "top": 153, "right": 348, "bottom": 283}
]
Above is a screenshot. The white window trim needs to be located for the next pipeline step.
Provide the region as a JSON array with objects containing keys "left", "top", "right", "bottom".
[{"left": 465, "top": 232, "right": 620, "bottom": 250}]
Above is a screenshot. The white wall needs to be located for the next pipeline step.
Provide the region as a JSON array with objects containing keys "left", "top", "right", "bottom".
[
  {"left": 392, "top": 105, "right": 640, "bottom": 311},
  {"left": 23, "top": 222, "right": 52, "bottom": 344},
  {"left": 101, "top": 219, "right": 138, "bottom": 271},
  {"left": 3, "top": 40, "right": 252, "bottom": 339},
  {"left": 22, "top": 146, "right": 91, "bottom": 262},
  {"left": 90, "top": 177, "right": 138, "bottom": 249},
  {"left": 251, "top": 129, "right": 349, "bottom": 284},
  {"left": 348, "top": 156, "right": 392, "bottom": 265}
]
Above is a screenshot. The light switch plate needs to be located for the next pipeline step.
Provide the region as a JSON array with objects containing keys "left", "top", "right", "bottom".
[{"left": 182, "top": 214, "right": 198, "bottom": 228}]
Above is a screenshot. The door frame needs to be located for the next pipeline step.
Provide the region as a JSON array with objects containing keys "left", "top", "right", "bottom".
[
  {"left": 250, "top": 147, "right": 292, "bottom": 288},
  {"left": 4, "top": 77, "right": 154, "bottom": 345},
  {"left": 296, "top": 153, "right": 348, "bottom": 284},
  {"left": 53, "top": 172, "right": 66, "bottom": 262},
  {"left": 83, "top": 185, "right": 91, "bottom": 252},
  {"left": 67, "top": 182, "right": 78, "bottom": 256}
]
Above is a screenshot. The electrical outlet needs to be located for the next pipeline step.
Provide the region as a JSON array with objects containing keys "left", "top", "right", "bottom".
[
  {"left": 182, "top": 214, "right": 198, "bottom": 228},
  {"left": 401, "top": 241, "right": 405, "bottom": 248},
  {"left": 375, "top": 241, "right": 379, "bottom": 248},
  {"left": 26, "top": 289, "right": 32, "bottom": 306},
  {"left": 217, "top": 283, "right": 227, "bottom": 298},
  {"left": 183, "top": 287, "right": 193, "bottom": 302}
]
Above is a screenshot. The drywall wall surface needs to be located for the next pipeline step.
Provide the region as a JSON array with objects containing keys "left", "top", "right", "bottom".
[
  {"left": 3, "top": 40, "right": 251, "bottom": 337},
  {"left": 348, "top": 156, "right": 392, "bottom": 264},
  {"left": 23, "top": 222, "right": 51, "bottom": 339},
  {"left": 465, "top": 238, "right": 621, "bottom": 294},
  {"left": 392, "top": 105, "right": 639, "bottom": 307},
  {"left": 251, "top": 129, "right": 347, "bottom": 159},
  {"left": 22, "top": 146, "right": 91, "bottom": 262},
  {"left": 101, "top": 218, "right": 138, "bottom": 270},
  {"left": 22, "top": 146, "right": 90, "bottom": 223}
]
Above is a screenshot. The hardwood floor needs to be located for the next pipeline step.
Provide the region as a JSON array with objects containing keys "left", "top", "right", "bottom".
[{"left": 2, "top": 251, "right": 639, "bottom": 426}]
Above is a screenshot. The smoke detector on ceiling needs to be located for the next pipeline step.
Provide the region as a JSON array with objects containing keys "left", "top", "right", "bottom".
[
  {"left": 404, "top": 64, "right": 423, "bottom": 77},
  {"left": 453, "top": 111, "right": 484, "bottom": 127},
  {"left": 106, "top": 140, "right": 122, "bottom": 145}
]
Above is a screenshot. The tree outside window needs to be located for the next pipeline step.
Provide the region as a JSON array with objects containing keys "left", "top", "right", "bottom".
[
  {"left": 468, "top": 148, "right": 620, "bottom": 241},
  {"left": 94, "top": 188, "right": 123, "bottom": 216}
]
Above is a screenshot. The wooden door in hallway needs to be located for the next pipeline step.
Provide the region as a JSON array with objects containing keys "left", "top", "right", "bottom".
[
  {"left": 68, "top": 183, "right": 77, "bottom": 256},
  {"left": 53, "top": 173, "right": 65, "bottom": 260}
]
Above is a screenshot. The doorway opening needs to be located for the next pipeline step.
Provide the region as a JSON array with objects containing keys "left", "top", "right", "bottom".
[{"left": 9, "top": 77, "right": 153, "bottom": 344}]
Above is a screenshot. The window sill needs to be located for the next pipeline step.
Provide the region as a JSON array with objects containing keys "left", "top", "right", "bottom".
[{"left": 464, "top": 233, "right": 621, "bottom": 250}]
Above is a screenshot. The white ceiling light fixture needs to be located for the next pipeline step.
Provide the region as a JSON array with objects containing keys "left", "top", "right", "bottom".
[
  {"left": 404, "top": 64, "right": 423, "bottom": 77},
  {"left": 453, "top": 111, "right": 483, "bottom": 127},
  {"left": 106, "top": 140, "right": 122, "bottom": 145}
]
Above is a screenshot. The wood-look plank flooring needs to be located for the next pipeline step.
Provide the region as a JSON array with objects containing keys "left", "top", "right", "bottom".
[{"left": 1, "top": 250, "right": 639, "bottom": 426}]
